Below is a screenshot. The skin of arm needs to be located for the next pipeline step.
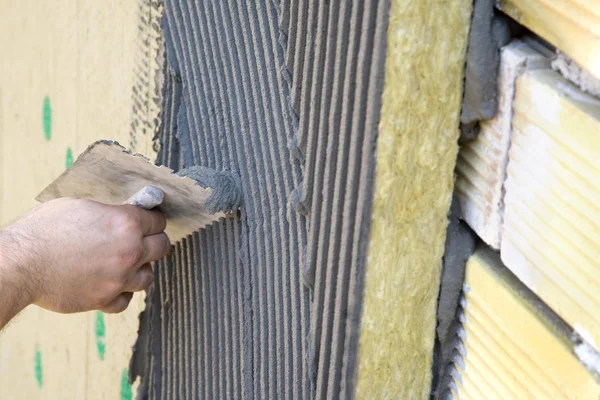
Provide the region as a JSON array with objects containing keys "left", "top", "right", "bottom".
[{"left": 0, "top": 197, "right": 170, "bottom": 330}]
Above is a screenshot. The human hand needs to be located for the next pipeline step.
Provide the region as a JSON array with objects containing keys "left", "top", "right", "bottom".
[{"left": 0, "top": 198, "right": 170, "bottom": 316}]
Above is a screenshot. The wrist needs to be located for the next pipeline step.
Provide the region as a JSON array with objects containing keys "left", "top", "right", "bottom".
[{"left": 0, "top": 230, "right": 35, "bottom": 327}]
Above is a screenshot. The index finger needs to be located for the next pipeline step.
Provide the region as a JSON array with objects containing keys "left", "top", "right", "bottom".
[{"left": 126, "top": 206, "right": 167, "bottom": 236}]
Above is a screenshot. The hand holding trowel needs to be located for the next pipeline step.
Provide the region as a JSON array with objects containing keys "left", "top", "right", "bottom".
[{"left": 36, "top": 140, "right": 242, "bottom": 243}]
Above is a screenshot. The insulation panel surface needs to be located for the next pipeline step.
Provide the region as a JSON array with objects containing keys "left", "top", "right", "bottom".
[
  {"left": 454, "top": 247, "right": 600, "bottom": 399},
  {"left": 145, "top": 0, "right": 390, "bottom": 398},
  {"left": 498, "top": 0, "right": 600, "bottom": 79},
  {"left": 356, "top": 0, "right": 472, "bottom": 397},
  {"left": 455, "top": 40, "right": 549, "bottom": 249},
  {"left": 501, "top": 69, "right": 600, "bottom": 349}
]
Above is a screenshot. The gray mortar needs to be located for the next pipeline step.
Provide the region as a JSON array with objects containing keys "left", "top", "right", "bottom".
[
  {"left": 431, "top": 196, "right": 477, "bottom": 399},
  {"left": 128, "top": 289, "right": 151, "bottom": 392},
  {"left": 138, "top": 0, "right": 389, "bottom": 398},
  {"left": 459, "top": 0, "right": 512, "bottom": 142},
  {"left": 552, "top": 52, "right": 600, "bottom": 98},
  {"left": 176, "top": 166, "right": 243, "bottom": 214},
  {"left": 146, "top": 0, "right": 312, "bottom": 398}
]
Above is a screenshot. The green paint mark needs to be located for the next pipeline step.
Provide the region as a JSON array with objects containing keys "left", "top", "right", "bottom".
[
  {"left": 121, "top": 368, "right": 132, "bottom": 400},
  {"left": 95, "top": 311, "right": 106, "bottom": 360},
  {"left": 34, "top": 346, "right": 43, "bottom": 388},
  {"left": 65, "top": 147, "right": 74, "bottom": 169},
  {"left": 42, "top": 96, "right": 52, "bottom": 141}
]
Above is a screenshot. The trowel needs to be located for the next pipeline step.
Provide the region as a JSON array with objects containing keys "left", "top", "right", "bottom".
[{"left": 36, "top": 140, "right": 242, "bottom": 243}]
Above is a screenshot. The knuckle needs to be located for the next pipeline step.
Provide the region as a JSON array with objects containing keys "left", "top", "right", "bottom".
[
  {"left": 130, "top": 269, "right": 152, "bottom": 292},
  {"left": 139, "top": 269, "right": 154, "bottom": 290},
  {"left": 162, "top": 234, "right": 172, "bottom": 254},
  {"left": 153, "top": 233, "right": 171, "bottom": 258},
  {"left": 102, "top": 279, "right": 125, "bottom": 300},
  {"left": 119, "top": 243, "right": 146, "bottom": 266},
  {"left": 115, "top": 210, "right": 141, "bottom": 235}
]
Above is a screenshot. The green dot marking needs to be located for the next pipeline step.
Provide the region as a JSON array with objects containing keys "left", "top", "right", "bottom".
[
  {"left": 42, "top": 96, "right": 52, "bottom": 141},
  {"left": 95, "top": 311, "right": 106, "bottom": 360},
  {"left": 34, "top": 346, "right": 43, "bottom": 388},
  {"left": 121, "top": 368, "right": 132, "bottom": 400},
  {"left": 66, "top": 147, "right": 74, "bottom": 169}
]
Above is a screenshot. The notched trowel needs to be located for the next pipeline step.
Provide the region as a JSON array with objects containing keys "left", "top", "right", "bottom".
[{"left": 36, "top": 140, "right": 242, "bottom": 243}]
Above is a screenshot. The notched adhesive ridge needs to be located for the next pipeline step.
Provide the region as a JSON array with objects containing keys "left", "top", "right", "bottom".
[
  {"left": 176, "top": 166, "right": 243, "bottom": 214},
  {"left": 432, "top": 197, "right": 476, "bottom": 399}
]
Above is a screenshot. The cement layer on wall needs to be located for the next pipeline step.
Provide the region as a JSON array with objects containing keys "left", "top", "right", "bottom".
[
  {"left": 144, "top": 0, "right": 390, "bottom": 398},
  {"left": 356, "top": 0, "right": 472, "bottom": 398},
  {"left": 0, "top": 1, "right": 161, "bottom": 398}
]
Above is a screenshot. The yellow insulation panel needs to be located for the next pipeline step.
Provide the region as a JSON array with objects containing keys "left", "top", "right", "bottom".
[
  {"left": 356, "top": 0, "right": 472, "bottom": 398},
  {"left": 455, "top": 40, "right": 549, "bottom": 249},
  {"left": 501, "top": 68, "right": 600, "bottom": 349},
  {"left": 456, "top": 246, "right": 600, "bottom": 399},
  {"left": 498, "top": 0, "right": 600, "bottom": 79}
]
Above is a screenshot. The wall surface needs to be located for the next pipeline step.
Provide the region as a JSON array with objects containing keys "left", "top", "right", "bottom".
[
  {"left": 144, "top": 0, "right": 391, "bottom": 398},
  {"left": 1, "top": 0, "right": 475, "bottom": 398},
  {"left": 0, "top": 1, "right": 159, "bottom": 399}
]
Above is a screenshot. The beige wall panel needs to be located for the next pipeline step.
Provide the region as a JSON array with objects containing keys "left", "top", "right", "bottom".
[{"left": 0, "top": 1, "right": 159, "bottom": 398}]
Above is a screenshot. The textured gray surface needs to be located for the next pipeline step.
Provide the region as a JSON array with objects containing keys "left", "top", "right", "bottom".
[
  {"left": 141, "top": 0, "right": 389, "bottom": 398},
  {"left": 431, "top": 197, "right": 476, "bottom": 399},
  {"left": 459, "top": 0, "right": 511, "bottom": 142},
  {"left": 176, "top": 166, "right": 242, "bottom": 214}
]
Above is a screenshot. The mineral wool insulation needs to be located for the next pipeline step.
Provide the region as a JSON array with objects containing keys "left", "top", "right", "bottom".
[{"left": 143, "top": 0, "right": 389, "bottom": 398}]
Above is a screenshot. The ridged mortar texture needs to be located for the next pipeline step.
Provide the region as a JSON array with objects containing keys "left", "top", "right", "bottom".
[
  {"left": 282, "top": 0, "right": 390, "bottom": 398},
  {"left": 356, "top": 0, "right": 472, "bottom": 398},
  {"left": 144, "top": 0, "right": 393, "bottom": 397},
  {"left": 147, "top": 0, "right": 311, "bottom": 398}
]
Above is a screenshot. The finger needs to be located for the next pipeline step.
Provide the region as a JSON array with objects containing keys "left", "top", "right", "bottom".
[
  {"left": 99, "top": 292, "right": 134, "bottom": 314},
  {"left": 123, "top": 263, "right": 154, "bottom": 292},
  {"left": 123, "top": 206, "right": 167, "bottom": 236},
  {"left": 140, "top": 232, "right": 171, "bottom": 264}
]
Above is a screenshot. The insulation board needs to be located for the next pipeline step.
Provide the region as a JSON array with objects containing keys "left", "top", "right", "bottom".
[
  {"left": 356, "top": 0, "right": 472, "bottom": 397},
  {"left": 498, "top": 0, "right": 600, "bottom": 80},
  {"left": 452, "top": 246, "right": 600, "bottom": 399},
  {"left": 501, "top": 68, "right": 600, "bottom": 349},
  {"left": 143, "top": 0, "right": 390, "bottom": 398},
  {"left": 455, "top": 40, "right": 549, "bottom": 249}
]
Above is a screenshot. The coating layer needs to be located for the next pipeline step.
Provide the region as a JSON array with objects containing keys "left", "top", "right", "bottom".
[
  {"left": 144, "top": 0, "right": 389, "bottom": 398},
  {"left": 284, "top": 1, "right": 389, "bottom": 397}
]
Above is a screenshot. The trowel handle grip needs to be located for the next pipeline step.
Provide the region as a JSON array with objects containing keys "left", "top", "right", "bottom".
[{"left": 123, "top": 186, "right": 165, "bottom": 210}]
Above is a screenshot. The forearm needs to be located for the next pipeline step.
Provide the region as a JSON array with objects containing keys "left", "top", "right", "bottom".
[{"left": 0, "top": 231, "right": 34, "bottom": 330}]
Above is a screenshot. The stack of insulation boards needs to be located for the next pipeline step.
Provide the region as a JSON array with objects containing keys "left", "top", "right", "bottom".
[{"left": 451, "top": 0, "right": 600, "bottom": 397}]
